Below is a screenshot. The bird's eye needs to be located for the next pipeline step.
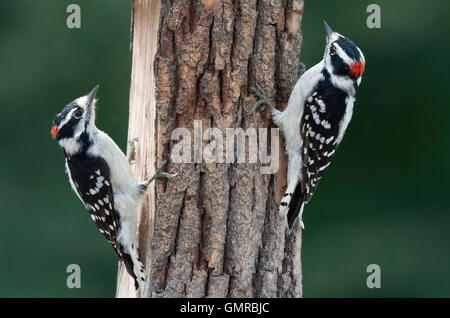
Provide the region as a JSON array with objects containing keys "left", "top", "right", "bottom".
[
  {"left": 73, "top": 109, "right": 83, "bottom": 119},
  {"left": 330, "top": 46, "right": 336, "bottom": 56}
]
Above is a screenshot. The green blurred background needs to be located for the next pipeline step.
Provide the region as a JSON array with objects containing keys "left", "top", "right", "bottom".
[{"left": 0, "top": 0, "right": 448, "bottom": 297}]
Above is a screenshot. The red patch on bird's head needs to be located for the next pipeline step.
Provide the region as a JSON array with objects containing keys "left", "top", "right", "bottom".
[
  {"left": 350, "top": 62, "right": 365, "bottom": 78},
  {"left": 51, "top": 126, "right": 59, "bottom": 139}
]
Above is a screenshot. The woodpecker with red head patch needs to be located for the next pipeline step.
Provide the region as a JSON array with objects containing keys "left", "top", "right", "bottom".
[
  {"left": 248, "top": 21, "right": 365, "bottom": 230},
  {"left": 51, "top": 85, "right": 176, "bottom": 289}
]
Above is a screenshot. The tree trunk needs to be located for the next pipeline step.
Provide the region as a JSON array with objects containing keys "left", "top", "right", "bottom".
[{"left": 117, "top": 0, "right": 304, "bottom": 298}]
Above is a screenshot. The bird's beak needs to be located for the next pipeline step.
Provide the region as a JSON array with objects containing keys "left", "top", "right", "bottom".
[
  {"left": 85, "top": 85, "right": 99, "bottom": 122},
  {"left": 323, "top": 20, "right": 334, "bottom": 39},
  {"left": 51, "top": 126, "right": 59, "bottom": 139},
  {"left": 86, "top": 85, "right": 99, "bottom": 110}
]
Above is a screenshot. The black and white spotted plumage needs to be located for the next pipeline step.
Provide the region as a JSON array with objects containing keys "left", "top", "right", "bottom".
[
  {"left": 67, "top": 155, "right": 118, "bottom": 244},
  {"left": 286, "top": 74, "right": 350, "bottom": 226},
  {"left": 52, "top": 86, "right": 147, "bottom": 290},
  {"left": 268, "top": 21, "right": 365, "bottom": 229}
]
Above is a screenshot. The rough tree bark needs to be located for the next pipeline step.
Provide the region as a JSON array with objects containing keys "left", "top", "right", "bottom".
[{"left": 117, "top": 0, "right": 304, "bottom": 298}]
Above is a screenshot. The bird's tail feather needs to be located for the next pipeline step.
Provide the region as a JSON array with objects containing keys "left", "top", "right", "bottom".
[
  {"left": 285, "top": 179, "right": 306, "bottom": 229},
  {"left": 120, "top": 251, "right": 139, "bottom": 289},
  {"left": 117, "top": 244, "right": 145, "bottom": 290},
  {"left": 280, "top": 181, "right": 296, "bottom": 219}
]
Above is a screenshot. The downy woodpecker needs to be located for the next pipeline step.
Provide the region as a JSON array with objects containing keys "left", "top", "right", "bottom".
[
  {"left": 248, "top": 21, "right": 365, "bottom": 229},
  {"left": 51, "top": 85, "right": 175, "bottom": 289}
]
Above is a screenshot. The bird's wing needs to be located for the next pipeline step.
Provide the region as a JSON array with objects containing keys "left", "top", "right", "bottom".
[
  {"left": 67, "top": 156, "right": 137, "bottom": 286},
  {"left": 70, "top": 156, "right": 138, "bottom": 284},
  {"left": 68, "top": 157, "right": 137, "bottom": 282},
  {"left": 287, "top": 94, "right": 340, "bottom": 227},
  {"left": 75, "top": 157, "right": 122, "bottom": 252}
]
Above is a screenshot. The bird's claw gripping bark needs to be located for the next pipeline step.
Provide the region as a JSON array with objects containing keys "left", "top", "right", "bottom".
[
  {"left": 153, "top": 160, "right": 178, "bottom": 180},
  {"left": 246, "top": 83, "right": 275, "bottom": 116},
  {"left": 145, "top": 160, "right": 178, "bottom": 186}
]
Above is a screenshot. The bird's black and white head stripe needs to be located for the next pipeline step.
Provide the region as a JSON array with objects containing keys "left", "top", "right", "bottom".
[
  {"left": 323, "top": 21, "right": 365, "bottom": 90},
  {"left": 51, "top": 85, "right": 99, "bottom": 156}
]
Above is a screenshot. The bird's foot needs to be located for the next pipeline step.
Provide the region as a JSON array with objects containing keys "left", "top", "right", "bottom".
[
  {"left": 246, "top": 83, "right": 275, "bottom": 116},
  {"left": 153, "top": 160, "right": 178, "bottom": 179},
  {"left": 145, "top": 160, "right": 178, "bottom": 186},
  {"left": 127, "top": 137, "right": 139, "bottom": 163}
]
